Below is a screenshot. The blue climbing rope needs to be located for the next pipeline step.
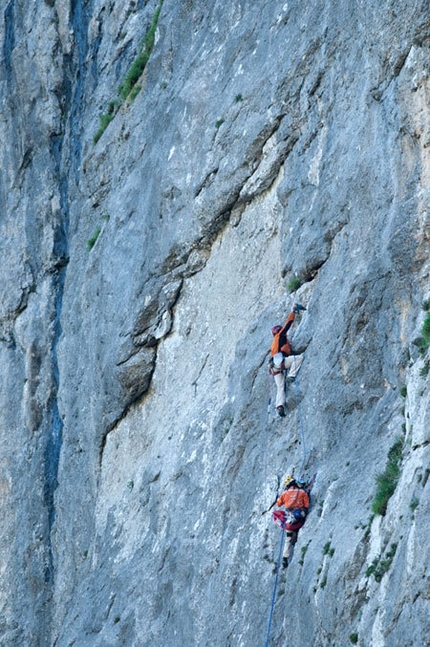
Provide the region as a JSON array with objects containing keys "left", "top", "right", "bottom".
[
  {"left": 267, "top": 369, "right": 274, "bottom": 417},
  {"left": 265, "top": 528, "right": 285, "bottom": 647},
  {"left": 265, "top": 309, "right": 309, "bottom": 646}
]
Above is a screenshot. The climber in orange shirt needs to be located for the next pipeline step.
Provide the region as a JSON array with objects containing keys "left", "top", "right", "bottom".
[
  {"left": 269, "top": 303, "right": 306, "bottom": 417},
  {"left": 273, "top": 475, "right": 310, "bottom": 567}
]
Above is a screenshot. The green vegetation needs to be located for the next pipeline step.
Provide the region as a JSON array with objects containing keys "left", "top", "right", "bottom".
[
  {"left": 215, "top": 119, "right": 225, "bottom": 129},
  {"left": 422, "top": 299, "right": 430, "bottom": 312},
  {"left": 118, "top": 3, "right": 163, "bottom": 101},
  {"left": 413, "top": 312, "right": 430, "bottom": 353},
  {"left": 222, "top": 418, "right": 233, "bottom": 437},
  {"left": 93, "top": 106, "right": 117, "bottom": 144},
  {"left": 371, "top": 438, "right": 403, "bottom": 516},
  {"left": 382, "top": 543, "right": 398, "bottom": 574},
  {"left": 366, "top": 559, "right": 378, "bottom": 577},
  {"left": 413, "top": 336, "right": 429, "bottom": 353},
  {"left": 87, "top": 226, "right": 101, "bottom": 251},
  {"left": 409, "top": 497, "right": 419, "bottom": 511},
  {"left": 349, "top": 633, "right": 358, "bottom": 644},
  {"left": 422, "top": 313, "right": 430, "bottom": 346},
  {"left": 235, "top": 93, "right": 243, "bottom": 102},
  {"left": 366, "top": 543, "right": 398, "bottom": 582},
  {"left": 420, "top": 360, "right": 430, "bottom": 378},
  {"left": 129, "top": 84, "right": 142, "bottom": 101},
  {"left": 322, "top": 541, "right": 335, "bottom": 557},
  {"left": 288, "top": 277, "right": 302, "bottom": 293},
  {"left": 399, "top": 385, "right": 407, "bottom": 398},
  {"left": 320, "top": 576, "right": 327, "bottom": 589},
  {"left": 94, "top": 2, "right": 163, "bottom": 143},
  {"left": 299, "top": 543, "right": 309, "bottom": 566}
]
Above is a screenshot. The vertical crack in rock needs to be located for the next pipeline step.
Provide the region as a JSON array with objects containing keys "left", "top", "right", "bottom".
[
  {"left": 43, "top": 0, "right": 94, "bottom": 586},
  {"left": 43, "top": 156, "right": 69, "bottom": 587},
  {"left": 3, "top": 0, "right": 15, "bottom": 85},
  {"left": 69, "top": 0, "right": 94, "bottom": 181},
  {"left": 43, "top": 273, "right": 65, "bottom": 580}
]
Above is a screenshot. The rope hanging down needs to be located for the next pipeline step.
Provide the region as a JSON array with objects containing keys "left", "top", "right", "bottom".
[
  {"left": 292, "top": 354, "right": 308, "bottom": 480},
  {"left": 288, "top": 313, "right": 308, "bottom": 480},
  {"left": 265, "top": 528, "right": 285, "bottom": 647},
  {"left": 265, "top": 347, "right": 308, "bottom": 646}
]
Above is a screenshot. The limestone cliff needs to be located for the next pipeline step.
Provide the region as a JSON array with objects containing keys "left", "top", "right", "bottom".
[{"left": 0, "top": 0, "right": 429, "bottom": 645}]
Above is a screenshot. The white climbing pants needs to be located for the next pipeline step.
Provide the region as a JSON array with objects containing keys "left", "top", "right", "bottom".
[
  {"left": 274, "top": 354, "right": 304, "bottom": 408},
  {"left": 284, "top": 530, "right": 298, "bottom": 559}
]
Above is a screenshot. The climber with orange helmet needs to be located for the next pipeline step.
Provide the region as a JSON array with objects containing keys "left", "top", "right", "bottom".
[
  {"left": 273, "top": 475, "right": 310, "bottom": 567},
  {"left": 269, "top": 304, "right": 306, "bottom": 417}
]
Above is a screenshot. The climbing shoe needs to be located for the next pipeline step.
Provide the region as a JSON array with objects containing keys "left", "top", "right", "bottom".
[
  {"left": 282, "top": 557, "right": 289, "bottom": 568},
  {"left": 286, "top": 376, "right": 295, "bottom": 383},
  {"left": 277, "top": 406, "right": 286, "bottom": 417}
]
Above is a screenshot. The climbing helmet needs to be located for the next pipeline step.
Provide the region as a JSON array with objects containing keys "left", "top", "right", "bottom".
[
  {"left": 284, "top": 475, "right": 295, "bottom": 487},
  {"left": 271, "top": 325, "right": 282, "bottom": 335}
]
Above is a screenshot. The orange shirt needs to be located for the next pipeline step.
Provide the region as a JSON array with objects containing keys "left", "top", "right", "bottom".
[
  {"left": 277, "top": 487, "right": 310, "bottom": 510},
  {"left": 270, "top": 312, "right": 295, "bottom": 358}
]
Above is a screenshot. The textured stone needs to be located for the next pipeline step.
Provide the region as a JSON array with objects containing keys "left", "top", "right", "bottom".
[{"left": 0, "top": 0, "right": 429, "bottom": 645}]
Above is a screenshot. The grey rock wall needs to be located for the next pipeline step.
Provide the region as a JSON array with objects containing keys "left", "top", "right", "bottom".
[{"left": 0, "top": 0, "right": 429, "bottom": 645}]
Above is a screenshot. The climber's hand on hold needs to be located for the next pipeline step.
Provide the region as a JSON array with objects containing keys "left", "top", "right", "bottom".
[{"left": 293, "top": 303, "right": 306, "bottom": 313}]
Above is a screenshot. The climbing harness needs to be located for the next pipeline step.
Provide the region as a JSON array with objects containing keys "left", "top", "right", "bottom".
[{"left": 273, "top": 508, "right": 306, "bottom": 528}]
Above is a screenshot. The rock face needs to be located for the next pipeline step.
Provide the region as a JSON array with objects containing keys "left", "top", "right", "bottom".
[{"left": 1, "top": 0, "right": 429, "bottom": 645}]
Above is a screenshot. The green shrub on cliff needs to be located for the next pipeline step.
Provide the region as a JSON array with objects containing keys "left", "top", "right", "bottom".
[
  {"left": 288, "top": 277, "right": 302, "bottom": 292},
  {"left": 93, "top": 103, "right": 118, "bottom": 144},
  {"left": 413, "top": 310, "right": 430, "bottom": 353},
  {"left": 371, "top": 438, "right": 403, "bottom": 516},
  {"left": 422, "top": 313, "right": 430, "bottom": 347},
  {"left": 118, "top": 2, "right": 163, "bottom": 101},
  {"left": 94, "top": 2, "right": 163, "bottom": 143},
  {"left": 87, "top": 226, "right": 101, "bottom": 251}
]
